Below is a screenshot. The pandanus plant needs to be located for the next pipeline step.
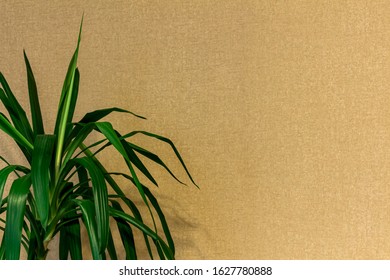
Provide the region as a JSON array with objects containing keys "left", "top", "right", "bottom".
[{"left": 0, "top": 19, "right": 197, "bottom": 260}]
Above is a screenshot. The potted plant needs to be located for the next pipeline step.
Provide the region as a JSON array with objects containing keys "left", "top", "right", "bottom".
[{"left": 0, "top": 18, "right": 197, "bottom": 260}]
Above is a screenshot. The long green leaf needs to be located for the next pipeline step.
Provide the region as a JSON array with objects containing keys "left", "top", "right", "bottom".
[
  {"left": 74, "top": 199, "right": 101, "bottom": 259},
  {"left": 0, "top": 156, "right": 30, "bottom": 177},
  {"left": 0, "top": 88, "right": 25, "bottom": 138},
  {"left": 59, "top": 212, "right": 82, "bottom": 260},
  {"left": 143, "top": 187, "right": 175, "bottom": 255},
  {"left": 78, "top": 144, "right": 153, "bottom": 259},
  {"left": 80, "top": 107, "right": 146, "bottom": 124},
  {"left": 153, "top": 239, "right": 166, "bottom": 260},
  {"left": 54, "top": 20, "right": 83, "bottom": 136},
  {"left": 65, "top": 68, "right": 80, "bottom": 137},
  {"left": 0, "top": 90, "right": 33, "bottom": 161},
  {"left": 0, "top": 72, "right": 33, "bottom": 142},
  {"left": 24, "top": 51, "right": 45, "bottom": 136},
  {"left": 67, "top": 216, "right": 82, "bottom": 260},
  {"left": 128, "top": 142, "right": 186, "bottom": 185},
  {"left": 123, "top": 130, "right": 197, "bottom": 187},
  {"left": 121, "top": 139, "right": 158, "bottom": 186},
  {"left": 110, "top": 172, "right": 175, "bottom": 255},
  {"left": 80, "top": 131, "right": 186, "bottom": 186},
  {"left": 59, "top": 68, "right": 81, "bottom": 152},
  {"left": 80, "top": 140, "right": 157, "bottom": 259},
  {"left": 103, "top": 177, "right": 153, "bottom": 259},
  {"left": 75, "top": 157, "right": 109, "bottom": 254},
  {"left": 54, "top": 17, "right": 83, "bottom": 182},
  {"left": 94, "top": 123, "right": 149, "bottom": 204},
  {"left": 109, "top": 207, "right": 174, "bottom": 260},
  {"left": 94, "top": 123, "right": 159, "bottom": 235},
  {"left": 111, "top": 200, "right": 137, "bottom": 260},
  {"left": 62, "top": 123, "right": 94, "bottom": 169},
  {"left": 66, "top": 107, "right": 145, "bottom": 146},
  {"left": 106, "top": 229, "right": 118, "bottom": 260},
  {"left": 0, "top": 165, "right": 29, "bottom": 207},
  {"left": 0, "top": 88, "right": 16, "bottom": 117},
  {"left": 0, "top": 112, "right": 33, "bottom": 152},
  {"left": 4, "top": 174, "right": 31, "bottom": 260},
  {"left": 31, "top": 135, "right": 55, "bottom": 229}
]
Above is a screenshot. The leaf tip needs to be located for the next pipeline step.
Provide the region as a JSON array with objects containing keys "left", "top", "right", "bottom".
[{"left": 78, "top": 14, "right": 84, "bottom": 45}]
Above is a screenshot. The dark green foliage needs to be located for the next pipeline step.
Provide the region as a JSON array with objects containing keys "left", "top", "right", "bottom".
[{"left": 0, "top": 19, "right": 196, "bottom": 260}]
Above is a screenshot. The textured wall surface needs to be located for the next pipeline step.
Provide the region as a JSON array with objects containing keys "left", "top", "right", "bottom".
[{"left": 2, "top": 0, "right": 390, "bottom": 259}]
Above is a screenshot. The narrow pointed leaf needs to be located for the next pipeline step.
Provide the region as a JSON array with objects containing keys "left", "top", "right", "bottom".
[
  {"left": 124, "top": 131, "right": 198, "bottom": 187},
  {"left": 80, "top": 107, "right": 146, "bottom": 124},
  {"left": 95, "top": 123, "right": 149, "bottom": 204},
  {"left": 128, "top": 142, "right": 185, "bottom": 185},
  {"left": 82, "top": 132, "right": 186, "bottom": 186},
  {"left": 61, "top": 68, "right": 81, "bottom": 151},
  {"left": 54, "top": 16, "right": 83, "bottom": 182},
  {"left": 0, "top": 112, "right": 33, "bottom": 152},
  {"left": 0, "top": 72, "right": 33, "bottom": 142},
  {"left": 0, "top": 90, "right": 33, "bottom": 162},
  {"left": 54, "top": 18, "right": 83, "bottom": 135},
  {"left": 68, "top": 107, "right": 145, "bottom": 144},
  {"left": 0, "top": 88, "right": 26, "bottom": 141},
  {"left": 65, "top": 68, "right": 80, "bottom": 133},
  {"left": 122, "top": 139, "right": 158, "bottom": 186},
  {"left": 0, "top": 88, "right": 15, "bottom": 116},
  {"left": 24, "top": 51, "right": 45, "bottom": 136}
]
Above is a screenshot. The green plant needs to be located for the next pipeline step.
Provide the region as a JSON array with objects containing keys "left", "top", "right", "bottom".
[{"left": 0, "top": 19, "right": 197, "bottom": 260}]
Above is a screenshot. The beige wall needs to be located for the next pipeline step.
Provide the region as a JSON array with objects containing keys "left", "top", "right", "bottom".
[{"left": 2, "top": 0, "right": 390, "bottom": 259}]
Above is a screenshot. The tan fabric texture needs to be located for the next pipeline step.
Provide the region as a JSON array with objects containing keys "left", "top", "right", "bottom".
[{"left": 2, "top": 0, "right": 390, "bottom": 259}]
